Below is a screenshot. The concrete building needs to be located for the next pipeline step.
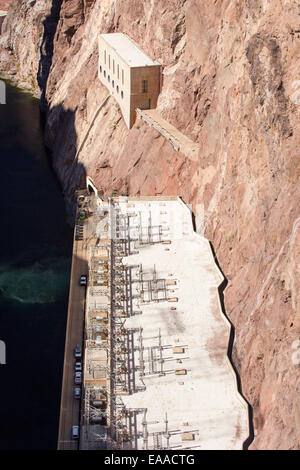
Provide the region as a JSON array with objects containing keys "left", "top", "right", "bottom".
[{"left": 98, "top": 33, "right": 161, "bottom": 128}]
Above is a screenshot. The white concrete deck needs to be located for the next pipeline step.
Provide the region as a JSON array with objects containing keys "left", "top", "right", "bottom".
[{"left": 114, "top": 197, "right": 249, "bottom": 449}]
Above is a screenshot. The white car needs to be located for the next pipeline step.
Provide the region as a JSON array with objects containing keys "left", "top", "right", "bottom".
[{"left": 72, "top": 425, "right": 79, "bottom": 439}]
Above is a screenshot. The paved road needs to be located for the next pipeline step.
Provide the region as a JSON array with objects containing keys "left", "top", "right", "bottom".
[{"left": 57, "top": 206, "right": 91, "bottom": 449}]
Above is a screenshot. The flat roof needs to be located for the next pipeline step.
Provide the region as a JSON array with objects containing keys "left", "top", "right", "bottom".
[
  {"left": 112, "top": 197, "right": 249, "bottom": 449},
  {"left": 100, "top": 33, "right": 160, "bottom": 67},
  {"left": 82, "top": 195, "right": 249, "bottom": 449}
]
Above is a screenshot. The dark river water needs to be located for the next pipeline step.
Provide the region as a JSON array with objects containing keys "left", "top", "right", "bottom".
[{"left": 0, "top": 81, "right": 72, "bottom": 449}]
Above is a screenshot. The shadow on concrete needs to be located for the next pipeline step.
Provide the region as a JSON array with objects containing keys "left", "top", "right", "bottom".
[
  {"left": 209, "top": 242, "right": 254, "bottom": 450},
  {"left": 58, "top": 250, "right": 89, "bottom": 450}
]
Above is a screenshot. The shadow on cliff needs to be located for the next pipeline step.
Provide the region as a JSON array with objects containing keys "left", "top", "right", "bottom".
[
  {"left": 42, "top": 103, "right": 89, "bottom": 223},
  {"left": 37, "top": 0, "right": 63, "bottom": 111},
  {"left": 35, "top": 1, "right": 89, "bottom": 221},
  {"left": 210, "top": 242, "right": 255, "bottom": 450}
]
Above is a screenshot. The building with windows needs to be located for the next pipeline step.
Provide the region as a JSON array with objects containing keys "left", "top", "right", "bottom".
[{"left": 98, "top": 33, "right": 161, "bottom": 128}]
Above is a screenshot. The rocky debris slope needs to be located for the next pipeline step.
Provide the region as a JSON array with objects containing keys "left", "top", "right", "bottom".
[{"left": 1, "top": 0, "right": 300, "bottom": 449}]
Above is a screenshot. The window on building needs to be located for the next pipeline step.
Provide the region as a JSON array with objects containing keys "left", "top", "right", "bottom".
[
  {"left": 109, "top": 54, "right": 110, "bottom": 69},
  {"left": 99, "top": 65, "right": 102, "bottom": 73},
  {"left": 104, "top": 70, "right": 106, "bottom": 78},
  {"left": 122, "top": 69, "right": 124, "bottom": 85},
  {"left": 108, "top": 75, "right": 110, "bottom": 83},
  {"left": 142, "top": 80, "right": 148, "bottom": 93},
  {"left": 104, "top": 50, "right": 106, "bottom": 64},
  {"left": 116, "top": 85, "right": 119, "bottom": 93},
  {"left": 117, "top": 64, "right": 119, "bottom": 79},
  {"left": 113, "top": 60, "right": 115, "bottom": 74},
  {"left": 112, "top": 80, "right": 114, "bottom": 88},
  {"left": 121, "top": 91, "right": 124, "bottom": 99}
]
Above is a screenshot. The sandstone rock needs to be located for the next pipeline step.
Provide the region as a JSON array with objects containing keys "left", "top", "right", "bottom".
[
  {"left": 0, "top": 0, "right": 10, "bottom": 10},
  {"left": 0, "top": 0, "right": 299, "bottom": 450}
]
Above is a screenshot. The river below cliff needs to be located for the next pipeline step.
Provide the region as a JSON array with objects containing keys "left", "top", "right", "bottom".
[{"left": 0, "top": 81, "right": 72, "bottom": 449}]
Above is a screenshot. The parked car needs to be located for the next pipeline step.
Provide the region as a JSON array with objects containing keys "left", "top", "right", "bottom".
[
  {"left": 74, "top": 371, "right": 82, "bottom": 385},
  {"left": 79, "top": 274, "right": 87, "bottom": 287},
  {"left": 73, "top": 387, "right": 81, "bottom": 400},
  {"left": 74, "top": 361, "right": 82, "bottom": 372},
  {"left": 72, "top": 425, "right": 79, "bottom": 439},
  {"left": 74, "top": 344, "right": 82, "bottom": 359}
]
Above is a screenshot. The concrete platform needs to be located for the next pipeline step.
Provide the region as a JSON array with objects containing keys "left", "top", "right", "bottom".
[
  {"left": 114, "top": 197, "right": 249, "bottom": 449},
  {"left": 68, "top": 194, "right": 249, "bottom": 450}
]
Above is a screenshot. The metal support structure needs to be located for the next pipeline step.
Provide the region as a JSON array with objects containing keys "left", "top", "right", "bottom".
[{"left": 81, "top": 195, "right": 181, "bottom": 450}]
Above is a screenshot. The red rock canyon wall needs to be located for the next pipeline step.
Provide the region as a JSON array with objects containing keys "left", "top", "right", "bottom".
[{"left": 0, "top": 0, "right": 300, "bottom": 449}]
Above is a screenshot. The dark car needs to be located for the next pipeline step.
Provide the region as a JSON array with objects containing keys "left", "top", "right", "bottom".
[
  {"left": 74, "top": 372, "right": 82, "bottom": 385},
  {"left": 74, "top": 344, "right": 82, "bottom": 359},
  {"left": 74, "top": 387, "right": 81, "bottom": 400}
]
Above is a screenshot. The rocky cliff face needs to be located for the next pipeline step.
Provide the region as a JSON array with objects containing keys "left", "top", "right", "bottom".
[
  {"left": 0, "top": 0, "right": 52, "bottom": 91},
  {"left": 1, "top": 0, "right": 299, "bottom": 449},
  {"left": 0, "top": 0, "right": 10, "bottom": 10},
  {"left": 0, "top": 0, "right": 10, "bottom": 30}
]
